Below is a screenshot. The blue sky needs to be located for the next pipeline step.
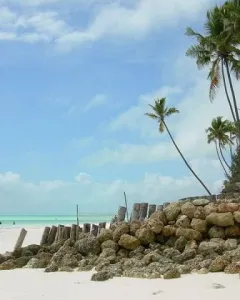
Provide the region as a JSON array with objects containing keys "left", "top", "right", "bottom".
[{"left": 0, "top": 0, "right": 235, "bottom": 215}]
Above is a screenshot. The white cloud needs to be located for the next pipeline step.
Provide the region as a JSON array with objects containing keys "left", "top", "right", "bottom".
[
  {"left": 0, "top": 162, "right": 223, "bottom": 214},
  {"left": 84, "top": 94, "right": 108, "bottom": 111},
  {"left": 56, "top": 0, "right": 215, "bottom": 51}
]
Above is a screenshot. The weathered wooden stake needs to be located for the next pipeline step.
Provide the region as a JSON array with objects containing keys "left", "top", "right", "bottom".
[
  {"left": 14, "top": 228, "right": 27, "bottom": 250},
  {"left": 40, "top": 226, "right": 50, "bottom": 246},
  {"left": 70, "top": 224, "right": 77, "bottom": 241},
  {"left": 117, "top": 206, "right": 126, "bottom": 222},
  {"left": 83, "top": 223, "right": 91, "bottom": 233},
  {"left": 124, "top": 191, "right": 129, "bottom": 222},
  {"left": 157, "top": 205, "right": 163, "bottom": 211},
  {"left": 58, "top": 225, "right": 65, "bottom": 241},
  {"left": 47, "top": 225, "right": 57, "bottom": 245},
  {"left": 139, "top": 202, "right": 148, "bottom": 221},
  {"left": 91, "top": 224, "right": 99, "bottom": 236},
  {"left": 131, "top": 203, "right": 140, "bottom": 221},
  {"left": 76, "top": 204, "right": 79, "bottom": 226},
  {"left": 98, "top": 222, "right": 106, "bottom": 233},
  {"left": 148, "top": 204, "right": 156, "bottom": 218}
]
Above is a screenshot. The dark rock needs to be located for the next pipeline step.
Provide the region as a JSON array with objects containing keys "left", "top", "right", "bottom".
[
  {"left": 97, "top": 229, "right": 113, "bottom": 244},
  {"left": 15, "top": 256, "right": 31, "bottom": 268},
  {"left": 163, "top": 268, "right": 181, "bottom": 279},
  {"left": 113, "top": 223, "right": 130, "bottom": 242},
  {"left": 75, "top": 236, "right": 101, "bottom": 256},
  {"left": 135, "top": 228, "right": 155, "bottom": 246},
  {"left": 91, "top": 271, "right": 113, "bottom": 281},
  {"left": 118, "top": 234, "right": 140, "bottom": 250},
  {"left": 45, "top": 263, "right": 58, "bottom": 273},
  {"left": 0, "top": 259, "right": 16, "bottom": 270},
  {"left": 175, "top": 236, "right": 188, "bottom": 252}
]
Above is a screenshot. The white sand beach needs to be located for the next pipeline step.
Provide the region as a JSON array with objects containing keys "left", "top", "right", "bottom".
[{"left": 0, "top": 227, "right": 239, "bottom": 300}]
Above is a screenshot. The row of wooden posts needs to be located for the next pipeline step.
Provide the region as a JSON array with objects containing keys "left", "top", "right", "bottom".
[
  {"left": 117, "top": 202, "right": 170, "bottom": 222},
  {"left": 13, "top": 202, "right": 171, "bottom": 251}
]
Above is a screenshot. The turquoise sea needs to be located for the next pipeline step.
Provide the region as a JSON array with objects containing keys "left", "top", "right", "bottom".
[{"left": 0, "top": 214, "right": 113, "bottom": 228}]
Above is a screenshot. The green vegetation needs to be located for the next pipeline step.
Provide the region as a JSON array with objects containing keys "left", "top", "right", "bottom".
[{"left": 146, "top": 0, "right": 240, "bottom": 194}]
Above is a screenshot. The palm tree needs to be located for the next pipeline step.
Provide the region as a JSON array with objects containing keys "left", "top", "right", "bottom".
[
  {"left": 145, "top": 97, "right": 212, "bottom": 196},
  {"left": 186, "top": 5, "right": 240, "bottom": 129},
  {"left": 206, "top": 116, "right": 234, "bottom": 176},
  {"left": 222, "top": 0, "right": 240, "bottom": 43}
]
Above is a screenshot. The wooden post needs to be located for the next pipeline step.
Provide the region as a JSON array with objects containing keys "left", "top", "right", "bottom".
[
  {"left": 76, "top": 204, "right": 79, "bottom": 226},
  {"left": 91, "top": 224, "right": 99, "bottom": 236},
  {"left": 70, "top": 224, "right": 77, "bottom": 241},
  {"left": 14, "top": 228, "right": 27, "bottom": 250},
  {"left": 163, "top": 202, "right": 170, "bottom": 209},
  {"left": 40, "top": 226, "right": 50, "bottom": 246},
  {"left": 98, "top": 222, "right": 106, "bottom": 233},
  {"left": 117, "top": 206, "right": 126, "bottom": 222},
  {"left": 148, "top": 204, "right": 156, "bottom": 218},
  {"left": 139, "top": 203, "right": 148, "bottom": 221},
  {"left": 63, "top": 226, "right": 70, "bottom": 240},
  {"left": 76, "top": 226, "right": 82, "bottom": 240},
  {"left": 124, "top": 191, "right": 129, "bottom": 222},
  {"left": 157, "top": 205, "right": 163, "bottom": 211},
  {"left": 131, "top": 203, "right": 140, "bottom": 221},
  {"left": 83, "top": 223, "right": 91, "bottom": 233},
  {"left": 47, "top": 226, "right": 57, "bottom": 245},
  {"left": 58, "top": 225, "right": 65, "bottom": 241}
]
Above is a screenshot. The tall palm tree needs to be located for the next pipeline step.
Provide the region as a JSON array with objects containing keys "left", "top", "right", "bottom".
[
  {"left": 186, "top": 5, "right": 240, "bottom": 129},
  {"left": 145, "top": 97, "right": 212, "bottom": 196},
  {"left": 222, "top": 0, "right": 240, "bottom": 43},
  {"left": 206, "top": 117, "right": 234, "bottom": 176}
]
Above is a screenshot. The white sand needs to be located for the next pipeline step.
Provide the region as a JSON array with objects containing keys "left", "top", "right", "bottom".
[{"left": 0, "top": 227, "right": 239, "bottom": 300}]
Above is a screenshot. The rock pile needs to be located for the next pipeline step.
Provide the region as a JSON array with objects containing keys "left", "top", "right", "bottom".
[{"left": 0, "top": 198, "right": 240, "bottom": 281}]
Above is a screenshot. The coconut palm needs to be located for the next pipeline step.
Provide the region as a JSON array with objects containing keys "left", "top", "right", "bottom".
[
  {"left": 222, "top": 0, "right": 240, "bottom": 42},
  {"left": 206, "top": 116, "right": 234, "bottom": 176},
  {"left": 186, "top": 5, "right": 240, "bottom": 128},
  {"left": 145, "top": 97, "right": 212, "bottom": 196}
]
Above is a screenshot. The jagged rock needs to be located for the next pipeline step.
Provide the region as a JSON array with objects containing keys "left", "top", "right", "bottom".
[
  {"left": 118, "top": 234, "right": 140, "bottom": 250},
  {"left": 181, "top": 203, "right": 196, "bottom": 219},
  {"left": 176, "top": 228, "right": 202, "bottom": 241},
  {"left": 162, "top": 225, "right": 176, "bottom": 237},
  {"left": 15, "top": 256, "right": 31, "bottom": 268},
  {"left": 123, "top": 267, "right": 161, "bottom": 279},
  {"left": 122, "top": 258, "right": 146, "bottom": 270},
  {"left": 150, "top": 211, "right": 167, "bottom": 225},
  {"left": 101, "top": 240, "right": 118, "bottom": 251},
  {"left": 97, "top": 229, "right": 113, "bottom": 244},
  {"left": 59, "top": 266, "right": 74, "bottom": 272},
  {"left": 163, "top": 268, "right": 181, "bottom": 279},
  {"left": 61, "top": 253, "right": 79, "bottom": 268},
  {"left": 173, "top": 249, "right": 196, "bottom": 264},
  {"left": 194, "top": 207, "right": 205, "bottom": 220},
  {"left": 218, "top": 203, "right": 239, "bottom": 213},
  {"left": 145, "top": 218, "right": 164, "bottom": 234},
  {"left": 175, "top": 236, "right": 188, "bottom": 252},
  {"left": 208, "top": 226, "right": 225, "bottom": 239},
  {"left": 198, "top": 239, "right": 224, "bottom": 256},
  {"left": 78, "top": 265, "right": 94, "bottom": 271},
  {"left": 204, "top": 204, "right": 218, "bottom": 216},
  {"left": 224, "top": 239, "right": 238, "bottom": 251},
  {"left": 225, "top": 225, "right": 240, "bottom": 237},
  {"left": 163, "top": 248, "right": 181, "bottom": 259},
  {"left": 135, "top": 228, "right": 155, "bottom": 246},
  {"left": 209, "top": 256, "right": 229, "bottom": 272},
  {"left": 75, "top": 235, "right": 101, "bottom": 256},
  {"left": 233, "top": 211, "right": 240, "bottom": 223},
  {"left": 198, "top": 268, "right": 209, "bottom": 274},
  {"left": 185, "top": 255, "right": 204, "bottom": 271},
  {"left": 224, "top": 262, "right": 240, "bottom": 274},
  {"left": 191, "top": 218, "right": 207, "bottom": 232},
  {"left": 192, "top": 199, "right": 210, "bottom": 206},
  {"left": 164, "top": 202, "right": 181, "bottom": 221},
  {"left": 0, "top": 259, "right": 16, "bottom": 270},
  {"left": 45, "top": 263, "right": 58, "bottom": 273},
  {"left": 129, "top": 246, "right": 145, "bottom": 258},
  {"left": 177, "top": 265, "right": 191, "bottom": 274},
  {"left": 176, "top": 215, "right": 190, "bottom": 228},
  {"left": 0, "top": 254, "right": 6, "bottom": 264},
  {"left": 91, "top": 271, "right": 113, "bottom": 281},
  {"left": 199, "top": 259, "right": 212, "bottom": 269},
  {"left": 113, "top": 223, "right": 130, "bottom": 242},
  {"left": 206, "top": 212, "right": 234, "bottom": 227},
  {"left": 24, "top": 258, "right": 39, "bottom": 268},
  {"left": 185, "top": 240, "right": 198, "bottom": 251},
  {"left": 129, "top": 220, "right": 142, "bottom": 235},
  {"left": 117, "top": 249, "right": 129, "bottom": 259},
  {"left": 102, "top": 263, "right": 123, "bottom": 277},
  {"left": 95, "top": 259, "right": 111, "bottom": 272}
]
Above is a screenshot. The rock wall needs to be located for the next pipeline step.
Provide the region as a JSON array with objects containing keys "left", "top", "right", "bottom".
[{"left": 0, "top": 198, "right": 240, "bottom": 280}]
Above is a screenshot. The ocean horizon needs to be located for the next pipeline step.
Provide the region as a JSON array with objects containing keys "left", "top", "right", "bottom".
[{"left": 0, "top": 214, "right": 113, "bottom": 228}]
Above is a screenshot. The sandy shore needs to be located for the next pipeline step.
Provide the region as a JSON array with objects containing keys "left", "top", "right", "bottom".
[
  {"left": 0, "top": 227, "right": 239, "bottom": 300},
  {"left": 0, "top": 270, "right": 239, "bottom": 300}
]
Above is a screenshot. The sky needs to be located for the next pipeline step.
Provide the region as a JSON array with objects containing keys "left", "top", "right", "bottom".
[{"left": 0, "top": 0, "right": 237, "bottom": 215}]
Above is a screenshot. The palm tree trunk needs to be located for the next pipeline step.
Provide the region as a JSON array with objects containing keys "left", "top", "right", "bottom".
[
  {"left": 215, "top": 141, "right": 230, "bottom": 178},
  {"left": 163, "top": 120, "right": 212, "bottom": 196},
  {"left": 218, "top": 142, "right": 231, "bottom": 170},
  {"left": 221, "top": 59, "right": 236, "bottom": 123},
  {"left": 224, "top": 59, "right": 240, "bottom": 142}
]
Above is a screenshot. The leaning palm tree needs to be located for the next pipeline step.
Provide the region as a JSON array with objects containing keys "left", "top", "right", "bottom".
[
  {"left": 146, "top": 97, "right": 212, "bottom": 196},
  {"left": 222, "top": 0, "right": 240, "bottom": 43},
  {"left": 186, "top": 5, "right": 240, "bottom": 129},
  {"left": 206, "top": 117, "right": 234, "bottom": 176}
]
